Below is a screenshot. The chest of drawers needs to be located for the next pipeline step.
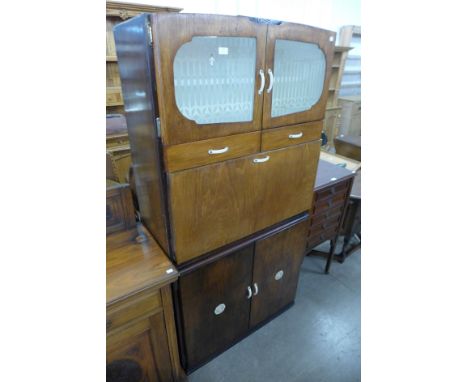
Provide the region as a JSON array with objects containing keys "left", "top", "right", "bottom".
[{"left": 306, "top": 160, "right": 355, "bottom": 272}]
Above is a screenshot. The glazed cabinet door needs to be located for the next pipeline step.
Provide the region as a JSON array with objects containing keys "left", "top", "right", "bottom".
[
  {"left": 250, "top": 220, "right": 308, "bottom": 328},
  {"left": 262, "top": 22, "right": 336, "bottom": 129},
  {"left": 107, "top": 312, "right": 174, "bottom": 382},
  {"left": 152, "top": 13, "right": 267, "bottom": 145},
  {"left": 178, "top": 246, "right": 254, "bottom": 371}
]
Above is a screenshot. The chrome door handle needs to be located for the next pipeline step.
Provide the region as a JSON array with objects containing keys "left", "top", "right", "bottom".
[
  {"left": 253, "top": 283, "right": 259, "bottom": 296},
  {"left": 288, "top": 132, "right": 303, "bottom": 139},
  {"left": 258, "top": 69, "right": 265, "bottom": 95},
  {"left": 247, "top": 286, "right": 253, "bottom": 299},
  {"left": 208, "top": 146, "right": 229, "bottom": 155},
  {"left": 253, "top": 155, "right": 270, "bottom": 163},
  {"left": 267, "top": 68, "right": 274, "bottom": 93}
]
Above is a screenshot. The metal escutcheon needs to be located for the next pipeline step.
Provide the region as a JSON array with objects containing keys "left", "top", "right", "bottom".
[
  {"left": 275, "top": 270, "right": 284, "bottom": 281},
  {"left": 214, "top": 303, "right": 226, "bottom": 315}
]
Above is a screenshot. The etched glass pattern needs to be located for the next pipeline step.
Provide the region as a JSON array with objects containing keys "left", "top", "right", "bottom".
[
  {"left": 271, "top": 40, "right": 326, "bottom": 118},
  {"left": 173, "top": 37, "right": 256, "bottom": 124}
]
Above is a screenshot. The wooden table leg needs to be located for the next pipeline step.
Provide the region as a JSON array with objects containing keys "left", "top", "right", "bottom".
[{"left": 324, "top": 237, "right": 338, "bottom": 274}]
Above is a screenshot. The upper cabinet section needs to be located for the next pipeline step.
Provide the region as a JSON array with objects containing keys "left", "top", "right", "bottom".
[
  {"left": 151, "top": 13, "right": 335, "bottom": 145},
  {"left": 262, "top": 22, "right": 335, "bottom": 129},
  {"left": 153, "top": 13, "right": 267, "bottom": 145}
]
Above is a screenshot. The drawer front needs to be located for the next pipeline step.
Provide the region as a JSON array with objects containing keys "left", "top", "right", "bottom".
[
  {"left": 164, "top": 131, "right": 261, "bottom": 172},
  {"left": 168, "top": 141, "right": 320, "bottom": 264},
  {"left": 315, "top": 181, "right": 350, "bottom": 202},
  {"left": 308, "top": 213, "right": 341, "bottom": 236},
  {"left": 261, "top": 121, "right": 322, "bottom": 151},
  {"left": 307, "top": 226, "right": 338, "bottom": 248},
  {"left": 107, "top": 288, "right": 162, "bottom": 333},
  {"left": 313, "top": 192, "right": 347, "bottom": 214},
  {"left": 310, "top": 204, "right": 344, "bottom": 226}
]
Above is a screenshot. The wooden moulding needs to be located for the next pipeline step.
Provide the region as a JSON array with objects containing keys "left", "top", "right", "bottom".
[{"left": 177, "top": 211, "right": 309, "bottom": 276}]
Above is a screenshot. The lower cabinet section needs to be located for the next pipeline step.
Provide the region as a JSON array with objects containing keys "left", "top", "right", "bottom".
[{"left": 175, "top": 218, "right": 309, "bottom": 372}]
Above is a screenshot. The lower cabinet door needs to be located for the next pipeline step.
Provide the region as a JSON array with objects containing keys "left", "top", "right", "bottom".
[
  {"left": 249, "top": 220, "right": 308, "bottom": 328},
  {"left": 178, "top": 245, "right": 254, "bottom": 370},
  {"left": 106, "top": 312, "right": 174, "bottom": 382}
]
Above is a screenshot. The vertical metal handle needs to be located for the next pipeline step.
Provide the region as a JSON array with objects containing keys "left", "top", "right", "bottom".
[
  {"left": 267, "top": 68, "right": 274, "bottom": 93},
  {"left": 253, "top": 283, "right": 259, "bottom": 296},
  {"left": 247, "top": 286, "right": 253, "bottom": 299},
  {"left": 258, "top": 69, "right": 265, "bottom": 95}
]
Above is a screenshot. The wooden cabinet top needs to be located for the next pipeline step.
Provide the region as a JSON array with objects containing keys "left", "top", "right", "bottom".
[
  {"left": 107, "top": 223, "right": 178, "bottom": 305},
  {"left": 106, "top": 1, "right": 182, "bottom": 19},
  {"left": 314, "top": 159, "right": 355, "bottom": 191}
]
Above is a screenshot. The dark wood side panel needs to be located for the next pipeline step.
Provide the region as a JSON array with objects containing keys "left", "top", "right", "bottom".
[
  {"left": 177, "top": 245, "right": 254, "bottom": 370},
  {"left": 249, "top": 220, "right": 308, "bottom": 327},
  {"left": 114, "top": 14, "right": 171, "bottom": 254}
]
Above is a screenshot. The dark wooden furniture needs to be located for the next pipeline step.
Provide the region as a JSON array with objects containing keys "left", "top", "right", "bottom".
[
  {"left": 113, "top": 13, "right": 336, "bottom": 373},
  {"left": 175, "top": 215, "right": 309, "bottom": 372},
  {"left": 305, "top": 160, "right": 355, "bottom": 273},
  {"left": 106, "top": 180, "right": 136, "bottom": 235},
  {"left": 334, "top": 134, "right": 361, "bottom": 161},
  {"left": 107, "top": 223, "right": 186, "bottom": 382},
  {"left": 339, "top": 170, "right": 361, "bottom": 258}
]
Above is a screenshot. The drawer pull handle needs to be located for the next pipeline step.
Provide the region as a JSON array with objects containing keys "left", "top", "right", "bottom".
[
  {"left": 253, "top": 283, "right": 259, "bottom": 296},
  {"left": 275, "top": 270, "right": 284, "bottom": 281},
  {"left": 253, "top": 155, "right": 270, "bottom": 163},
  {"left": 288, "top": 132, "right": 303, "bottom": 139},
  {"left": 214, "top": 303, "right": 226, "bottom": 315},
  {"left": 258, "top": 69, "right": 265, "bottom": 95},
  {"left": 247, "top": 286, "right": 252, "bottom": 299},
  {"left": 267, "top": 68, "right": 274, "bottom": 93},
  {"left": 208, "top": 146, "right": 229, "bottom": 155}
]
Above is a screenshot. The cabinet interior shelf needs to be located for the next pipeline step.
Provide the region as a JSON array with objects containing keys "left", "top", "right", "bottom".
[{"left": 107, "top": 55, "right": 118, "bottom": 62}]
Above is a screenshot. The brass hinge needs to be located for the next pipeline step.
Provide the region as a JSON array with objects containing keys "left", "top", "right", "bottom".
[{"left": 146, "top": 20, "right": 153, "bottom": 46}]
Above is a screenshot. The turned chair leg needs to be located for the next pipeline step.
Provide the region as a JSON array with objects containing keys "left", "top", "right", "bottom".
[{"left": 325, "top": 237, "right": 337, "bottom": 274}]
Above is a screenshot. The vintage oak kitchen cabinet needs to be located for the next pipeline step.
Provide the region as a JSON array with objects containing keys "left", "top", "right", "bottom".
[{"left": 114, "top": 12, "right": 335, "bottom": 372}]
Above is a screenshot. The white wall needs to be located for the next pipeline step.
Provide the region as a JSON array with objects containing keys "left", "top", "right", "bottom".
[{"left": 123, "top": 0, "right": 360, "bottom": 34}]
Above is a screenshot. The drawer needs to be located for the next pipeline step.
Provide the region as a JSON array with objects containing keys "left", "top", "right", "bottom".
[
  {"left": 310, "top": 204, "right": 344, "bottom": 225},
  {"left": 106, "top": 288, "right": 162, "bottom": 332},
  {"left": 261, "top": 121, "right": 322, "bottom": 151},
  {"left": 313, "top": 193, "right": 347, "bottom": 214},
  {"left": 307, "top": 226, "right": 338, "bottom": 248},
  {"left": 164, "top": 131, "right": 261, "bottom": 172},
  {"left": 308, "top": 213, "right": 341, "bottom": 236},
  {"left": 315, "top": 181, "right": 350, "bottom": 202}
]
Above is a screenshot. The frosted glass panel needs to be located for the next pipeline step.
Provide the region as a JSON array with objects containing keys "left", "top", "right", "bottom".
[
  {"left": 174, "top": 37, "right": 256, "bottom": 124},
  {"left": 271, "top": 40, "right": 326, "bottom": 118}
]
